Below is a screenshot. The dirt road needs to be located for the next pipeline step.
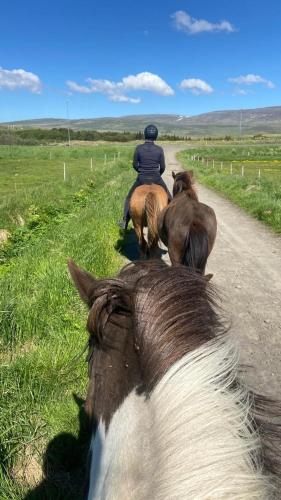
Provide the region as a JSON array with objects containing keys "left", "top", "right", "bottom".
[{"left": 162, "top": 145, "right": 281, "bottom": 396}]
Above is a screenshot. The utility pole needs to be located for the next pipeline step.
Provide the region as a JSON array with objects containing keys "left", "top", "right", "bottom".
[
  {"left": 66, "top": 99, "right": 71, "bottom": 147},
  {"left": 239, "top": 109, "right": 243, "bottom": 139}
]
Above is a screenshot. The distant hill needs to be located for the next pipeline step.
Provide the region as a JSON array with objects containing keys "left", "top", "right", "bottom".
[{"left": 2, "top": 106, "right": 281, "bottom": 136}]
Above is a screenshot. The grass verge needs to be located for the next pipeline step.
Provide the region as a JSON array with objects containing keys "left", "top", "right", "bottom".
[{"left": 0, "top": 150, "right": 135, "bottom": 499}]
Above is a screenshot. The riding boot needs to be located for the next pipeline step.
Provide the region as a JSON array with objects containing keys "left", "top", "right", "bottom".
[{"left": 117, "top": 214, "right": 130, "bottom": 230}]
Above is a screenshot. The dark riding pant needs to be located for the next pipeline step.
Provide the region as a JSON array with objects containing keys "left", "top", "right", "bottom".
[{"left": 123, "top": 175, "right": 172, "bottom": 222}]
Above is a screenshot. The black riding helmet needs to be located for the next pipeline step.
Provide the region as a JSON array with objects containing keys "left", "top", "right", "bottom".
[{"left": 144, "top": 124, "right": 158, "bottom": 141}]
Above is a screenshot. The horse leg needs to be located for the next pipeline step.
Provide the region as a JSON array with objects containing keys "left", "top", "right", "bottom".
[
  {"left": 157, "top": 207, "right": 168, "bottom": 247},
  {"left": 167, "top": 232, "right": 187, "bottom": 266},
  {"left": 168, "top": 245, "right": 182, "bottom": 266},
  {"left": 134, "top": 223, "right": 148, "bottom": 258}
]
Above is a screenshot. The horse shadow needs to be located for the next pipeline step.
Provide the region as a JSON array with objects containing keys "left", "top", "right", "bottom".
[
  {"left": 115, "top": 228, "right": 140, "bottom": 261},
  {"left": 115, "top": 227, "right": 167, "bottom": 262},
  {"left": 24, "top": 394, "right": 91, "bottom": 500}
]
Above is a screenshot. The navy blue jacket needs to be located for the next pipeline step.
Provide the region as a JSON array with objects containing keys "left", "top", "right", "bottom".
[{"left": 133, "top": 140, "right": 166, "bottom": 178}]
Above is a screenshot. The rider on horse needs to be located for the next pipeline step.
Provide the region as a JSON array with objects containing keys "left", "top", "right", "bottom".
[{"left": 118, "top": 124, "right": 172, "bottom": 229}]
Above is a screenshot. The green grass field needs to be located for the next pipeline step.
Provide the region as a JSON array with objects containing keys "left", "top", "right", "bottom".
[
  {"left": 179, "top": 145, "right": 281, "bottom": 233},
  {"left": 0, "top": 144, "right": 133, "bottom": 229},
  {"left": 0, "top": 144, "right": 135, "bottom": 498}
]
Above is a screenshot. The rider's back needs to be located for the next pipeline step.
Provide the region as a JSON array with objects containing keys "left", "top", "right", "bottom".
[{"left": 134, "top": 142, "right": 165, "bottom": 178}]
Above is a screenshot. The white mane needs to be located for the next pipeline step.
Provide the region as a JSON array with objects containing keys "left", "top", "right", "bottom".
[{"left": 88, "top": 337, "right": 274, "bottom": 499}]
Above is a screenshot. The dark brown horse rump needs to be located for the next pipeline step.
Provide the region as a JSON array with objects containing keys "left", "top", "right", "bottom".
[{"left": 158, "top": 170, "right": 217, "bottom": 273}]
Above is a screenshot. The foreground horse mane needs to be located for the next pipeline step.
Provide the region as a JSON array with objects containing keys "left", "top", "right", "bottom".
[{"left": 69, "top": 261, "right": 281, "bottom": 498}]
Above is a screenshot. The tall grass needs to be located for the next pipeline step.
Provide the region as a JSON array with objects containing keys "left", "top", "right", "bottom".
[
  {"left": 0, "top": 145, "right": 133, "bottom": 228},
  {"left": 0, "top": 145, "right": 135, "bottom": 498}
]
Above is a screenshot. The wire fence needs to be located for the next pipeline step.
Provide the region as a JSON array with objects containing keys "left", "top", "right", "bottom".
[
  {"left": 1, "top": 151, "right": 124, "bottom": 195},
  {"left": 188, "top": 154, "right": 281, "bottom": 184}
]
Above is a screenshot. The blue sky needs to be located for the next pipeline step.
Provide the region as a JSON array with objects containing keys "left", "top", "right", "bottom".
[{"left": 0, "top": 0, "right": 280, "bottom": 121}]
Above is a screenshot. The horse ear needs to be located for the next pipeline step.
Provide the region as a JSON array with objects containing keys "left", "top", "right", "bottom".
[
  {"left": 172, "top": 171, "right": 176, "bottom": 179},
  {"left": 204, "top": 273, "right": 213, "bottom": 281},
  {"left": 68, "top": 259, "right": 97, "bottom": 307}
]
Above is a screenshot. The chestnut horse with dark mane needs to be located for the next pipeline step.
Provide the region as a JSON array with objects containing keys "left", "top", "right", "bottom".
[
  {"left": 69, "top": 259, "right": 281, "bottom": 499},
  {"left": 129, "top": 184, "right": 168, "bottom": 257},
  {"left": 158, "top": 170, "right": 217, "bottom": 273}
]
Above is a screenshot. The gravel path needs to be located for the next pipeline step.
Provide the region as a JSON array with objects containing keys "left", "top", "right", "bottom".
[{"left": 162, "top": 145, "right": 281, "bottom": 396}]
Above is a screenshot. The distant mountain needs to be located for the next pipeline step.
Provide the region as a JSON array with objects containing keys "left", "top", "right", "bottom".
[{"left": 2, "top": 106, "right": 281, "bottom": 136}]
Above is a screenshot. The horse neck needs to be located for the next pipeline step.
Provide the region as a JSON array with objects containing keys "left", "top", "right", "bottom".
[{"left": 184, "top": 186, "right": 198, "bottom": 201}]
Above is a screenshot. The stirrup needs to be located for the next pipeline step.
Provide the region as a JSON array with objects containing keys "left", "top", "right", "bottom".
[{"left": 117, "top": 219, "right": 127, "bottom": 230}]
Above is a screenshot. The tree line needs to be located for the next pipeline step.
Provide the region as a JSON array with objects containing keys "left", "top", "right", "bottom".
[{"left": 0, "top": 127, "right": 190, "bottom": 145}]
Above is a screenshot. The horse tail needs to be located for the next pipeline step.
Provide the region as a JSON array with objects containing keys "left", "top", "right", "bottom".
[
  {"left": 145, "top": 192, "right": 160, "bottom": 250},
  {"left": 182, "top": 222, "right": 209, "bottom": 273}
]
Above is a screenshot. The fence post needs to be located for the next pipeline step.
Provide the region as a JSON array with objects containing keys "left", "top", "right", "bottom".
[
  {"left": 258, "top": 169, "right": 261, "bottom": 181},
  {"left": 230, "top": 163, "right": 233, "bottom": 174},
  {"left": 220, "top": 161, "right": 223, "bottom": 170},
  {"left": 212, "top": 159, "right": 215, "bottom": 168},
  {"left": 241, "top": 165, "right": 244, "bottom": 177},
  {"left": 90, "top": 158, "right": 93, "bottom": 170},
  {"left": 118, "top": 151, "right": 120, "bottom": 159},
  {"left": 104, "top": 154, "right": 107, "bottom": 165},
  {"left": 49, "top": 152, "right": 52, "bottom": 160},
  {"left": 63, "top": 162, "right": 66, "bottom": 181}
]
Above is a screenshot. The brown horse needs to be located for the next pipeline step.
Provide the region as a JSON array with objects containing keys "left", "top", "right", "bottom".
[
  {"left": 158, "top": 170, "right": 217, "bottom": 273},
  {"left": 68, "top": 259, "right": 281, "bottom": 499},
  {"left": 129, "top": 184, "right": 168, "bottom": 258}
]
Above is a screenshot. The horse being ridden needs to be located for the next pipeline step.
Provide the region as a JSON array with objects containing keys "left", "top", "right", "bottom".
[
  {"left": 129, "top": 184, "right": 168, "bottom": 257},
  {"left": 69, "top": 259, "right": 281, "bottom": 500},
  {"left": 118, "top": 124, "right": 171, "bottom": 230},
  {"left": 158, "top": 170, "right": 217, "bottom": 273}
]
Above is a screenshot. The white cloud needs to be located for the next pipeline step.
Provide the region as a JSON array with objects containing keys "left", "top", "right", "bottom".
[
  {"left": 109, "top": 94, "right": 141, "bottom": 104},
  {"left": 86, "top": 78, "right": 118, "bottom": 93},
  {"left": 171, "top": 10, "right": 235, "bottom": 35},
  {"left": 229, "top": 74, "right": 275, "bottom": 88},
  {"left": 0, "top": 67, "right": 42, "bottom": 93},
  {"left": 180, "top": 78, "right": 214, "bottom": 95},
  {"left": 66, "top": 71, "right": 174, "bottom": 104},
  {"left": 234, "top": 88, "right": 248, "bottom": 95},
  {"left": 122, "top": 72, "right": 174, "bottom": 96},
  {"left": 66, "top": 81, "right": 92, "bottom": 94}
]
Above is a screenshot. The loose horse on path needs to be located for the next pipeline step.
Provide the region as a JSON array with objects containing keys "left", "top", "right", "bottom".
[
  {"left": 69, "top": 259, "right": 281, "bottom": 499},
  {"left": 129, "top": 184, "right": 168, "bottom": 258},
  {"left": 158, "top": 170, "right": 217, "bottom": 273}
]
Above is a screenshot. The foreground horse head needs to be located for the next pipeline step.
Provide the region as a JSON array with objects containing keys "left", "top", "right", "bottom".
[
  {"left": 129, "top": 184, "right": 168, "bottom": 258},
  {"left": 158, "top": 170, "right": 217, "bottom": 273},
  {"left": 69, "top": 260, "right": 281, "bottom": 499}
]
